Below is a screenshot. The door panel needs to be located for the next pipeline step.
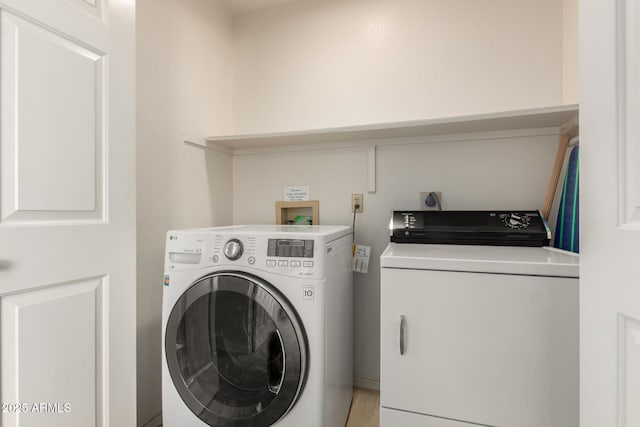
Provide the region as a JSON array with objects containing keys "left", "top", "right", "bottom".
[
  {"left": 619, "top": 0, "right": 640, "bottom": 227},
  {"left": 618, "top": 315, "right": 640, "bottom": 426},
  {"left": 0, "top": 0, "right": 135, "bottom": 425},
  {"left": 67, "top": 0, "right": 103, "bottom": 19},
  {"left": 1, "top": 277, "right": 106, "bottom": 427},
  {"left": 0, "top": 10, "right": 105, "bottom": 223}
]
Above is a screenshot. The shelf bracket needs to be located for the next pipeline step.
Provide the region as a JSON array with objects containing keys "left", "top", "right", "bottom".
[
  {"left": 368, "top": 145, "right": 376, "bottom": 194},
  {"left": 184, "top": 138, "right": 233, "bottom": 155}
]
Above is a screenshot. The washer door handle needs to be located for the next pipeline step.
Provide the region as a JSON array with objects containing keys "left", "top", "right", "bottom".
[
  {"left": 268, "top": 329, "right": 287, "bottom": 395},
  {"left": 400, "top": 315, "right": 406, "bottom": 355}
]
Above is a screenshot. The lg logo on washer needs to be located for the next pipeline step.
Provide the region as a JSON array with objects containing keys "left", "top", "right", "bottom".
[{"left": 303, "top": 284, "right": 314, "bottom": 300}]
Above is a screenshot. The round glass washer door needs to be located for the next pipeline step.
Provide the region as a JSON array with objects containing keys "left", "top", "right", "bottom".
[{"left": 165, "top": 271, "right": 308, "bottom": 427}]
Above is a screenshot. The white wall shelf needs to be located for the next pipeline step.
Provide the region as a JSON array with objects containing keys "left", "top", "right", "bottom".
[
  {"left": 187, "top": 104, "right": 578, "bottom": 154},
  {"left": 186, "top": 104, "right": 578, "bottom": 193}
]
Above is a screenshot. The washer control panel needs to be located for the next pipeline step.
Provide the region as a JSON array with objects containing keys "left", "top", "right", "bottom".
[
  {"left": 267, "top": 239, "right": 314, "bottom": 258},
  {"left": 223, "top": 239, "right": 244, "bottom": 260},
  {"left": 212, "top": 235, "right": 257, "bottom": 263},
  {"left": 209, "top": 235, "right": 321, "bottom": 277},
  {"left": 165, "top": 231, "right": 325, "bottom": 278}
]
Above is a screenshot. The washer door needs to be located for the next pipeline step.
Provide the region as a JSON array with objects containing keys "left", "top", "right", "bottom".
[{"left": 165, "top": 271, "right": 308, "bottom": 427}]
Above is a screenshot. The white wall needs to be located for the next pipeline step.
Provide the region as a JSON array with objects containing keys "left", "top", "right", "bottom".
[
  {"left": 136, "top": 1, "right": 234, "bottom": 425},
  {"left": 230, "top": 0, "right": 576, "bottom": 385},
  {"left": 135, "top": 0, "right": 578, "bottom": 417},
  {"left": 233, "top": 131, "right": 561, "bottom": 384},
  {"left": 233, "top": 0, "right": 565, "bottom": 134},
  {"left": 563, "top": 0, "right": 579, "bottom": 103}
]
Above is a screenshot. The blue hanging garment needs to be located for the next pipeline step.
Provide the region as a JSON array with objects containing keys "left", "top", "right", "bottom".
[{"left": 554, "top": 145, "right": 579, "bottom": 252}]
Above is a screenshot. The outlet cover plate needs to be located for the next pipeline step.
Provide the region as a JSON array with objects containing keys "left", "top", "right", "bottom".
[{"left": 352, "top": 193, "right": 363, "bottom": 213}]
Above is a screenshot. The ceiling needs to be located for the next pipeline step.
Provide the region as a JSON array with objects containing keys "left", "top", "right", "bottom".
[{"left": 220, "top": 0, "right": 299, "bottom": 14}]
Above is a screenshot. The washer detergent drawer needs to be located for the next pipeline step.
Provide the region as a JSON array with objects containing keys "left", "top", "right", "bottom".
[
  {"left": 380, "top": 268, "right": 578, "bottom": 427},
  {"left": 381, "top": 407, "right": 482, "bottom": 427}
]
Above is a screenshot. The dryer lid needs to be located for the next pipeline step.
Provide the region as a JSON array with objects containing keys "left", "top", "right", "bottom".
[{"left": 381, "top": 243, "right": 579, "bottom": 278}]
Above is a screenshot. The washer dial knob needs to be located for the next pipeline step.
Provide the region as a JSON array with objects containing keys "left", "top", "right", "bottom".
[
  {"left": 223, "top": 239, "right": 244, "bottom": 260},
  {"left": 503, "top": 213, "right": 531, "bottom": 229}
]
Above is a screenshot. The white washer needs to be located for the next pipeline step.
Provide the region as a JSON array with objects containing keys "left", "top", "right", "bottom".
[
  {"left": 380, "top": 243, "right": 579, "bottom": 427},
  {"left": 162, "top": 225, "right": 353, "bottom": 427}
]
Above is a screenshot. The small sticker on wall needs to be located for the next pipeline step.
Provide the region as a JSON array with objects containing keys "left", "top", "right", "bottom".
[
  {"left": 163, "top": 275, "right": 170, "bottom": 287},
  {"left": 352, "top": 244, "right": 371, "bottom": 274}
]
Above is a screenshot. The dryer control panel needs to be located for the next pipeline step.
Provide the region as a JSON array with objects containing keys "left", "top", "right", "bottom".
[{"left": 390, "top": 210, "right": 551, "bottom": 247}]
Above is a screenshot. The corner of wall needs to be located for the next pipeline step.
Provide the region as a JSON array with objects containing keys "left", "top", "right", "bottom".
[
  {"left": 563, "top": 0, "right": 579, "bottom": 104},
  {"left": 136, "top": 1, "right": 235, "bottom": 425}
]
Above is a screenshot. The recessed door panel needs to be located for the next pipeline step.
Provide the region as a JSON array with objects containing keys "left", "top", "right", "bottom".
[
  {"left": 620, "top": 0, "right": 640, "bottom": 227},
  {"left": 618, "top": 314, "right": 640, "bottom": 426},
  {"left": 72, "top": 0, "right": 103, "bottom": 19},
  {"left": 0, "top": 10, "right": 105, "bottom": 224},
  {"left": 0, "top": 277, "right": 106, "bottom": 427}
]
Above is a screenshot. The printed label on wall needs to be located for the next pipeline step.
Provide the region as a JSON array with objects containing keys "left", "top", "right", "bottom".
[{"left": 284, "top": 186, "right": 310, "bottom": 201}]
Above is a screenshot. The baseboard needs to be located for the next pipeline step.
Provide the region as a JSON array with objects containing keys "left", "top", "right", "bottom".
[
  {"left": 353, "top": 377, "right": 380, "bottom": 391},
  {"left": 141, "top": 412, "right": 162, "bottom": 427}
]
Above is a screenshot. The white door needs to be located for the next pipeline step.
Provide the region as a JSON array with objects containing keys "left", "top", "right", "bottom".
[
  {"left": 581, "top": 0, "right": 640, "bottom": 426},
  {"left": 0, "top": 1, "right": 135, "bottom": 426}
]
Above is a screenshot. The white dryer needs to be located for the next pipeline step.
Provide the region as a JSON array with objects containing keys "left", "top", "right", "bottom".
[
  {"left": 162, "top": 225, "right": 353, "bottom": 427},
  {"left": 380, "top": 243, "right": 579, "bottom": 427}
]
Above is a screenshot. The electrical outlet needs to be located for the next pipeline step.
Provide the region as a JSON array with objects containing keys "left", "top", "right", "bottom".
[
  {"left": 352, "top": 193, "right": 363, "bottom": 213},
  {"left": 420, "top": 191, "right": 442, "bottom": 210}
]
